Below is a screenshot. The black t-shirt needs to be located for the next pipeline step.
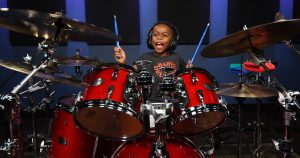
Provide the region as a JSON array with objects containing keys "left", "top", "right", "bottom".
[{"left": 136, "top": 52, "right": 187, "bottom": 102}]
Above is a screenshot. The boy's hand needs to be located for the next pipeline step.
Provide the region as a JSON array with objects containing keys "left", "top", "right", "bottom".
[
  {"left": 114, "top": 46, "right": 126, "bottom": 64},
  {"left": 186, "top": 60, "right": 193, "bottom": 68}
]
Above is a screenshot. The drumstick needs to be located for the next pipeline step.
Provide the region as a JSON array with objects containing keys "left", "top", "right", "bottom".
[
  {"left": 114, "top": 15, "right": 120, "bottom": 47},
  {"left": 191, "top": 23, "right": 210, "bottom": 64}
]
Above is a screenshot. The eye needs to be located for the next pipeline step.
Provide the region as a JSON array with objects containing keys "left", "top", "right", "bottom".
[
  {"left": 152, "top": 33, "right": 158, "bottom": 37},
  {"left": 162, "top": 33, "right": 170, "bottom": 38}
]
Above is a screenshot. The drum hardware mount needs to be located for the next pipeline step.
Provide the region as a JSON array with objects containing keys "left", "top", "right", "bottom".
[
  {"left": 141, "top": 102, "right": 173, "bottom": 158},
  {"left": 283, "top": 40, "right": 300, "bottom": 56},
  {"left": 247, "top": 46, "right": 300, "bottom": 158},
  {"left": 112, "top": 63, "right": 120, "bottom": 80},
  {"left": 136, "top": 60, "right": 154, "bottom": 134},
  {"left": 21, "top": 79, "right": 54, "bottom": 158},
  {"left": 0, "top": 93, "right": 22, "bottom": 158},
  {"left": 159, "top": 67, "right": 176, "bottom": 99},
  {"left": 196, "top": 90, "right": 206, "bottom": 108},
  {"left": 189, "top": 69, "right": 198, "bottom": 84},
  {"left": 39, "top": 138, "right": 52, "bottom": 155},
  {"left": 124, "top": 72, "right": 140, "bottom": 105},
  {"left": 0, "top": 138, "right": 21, "bottom": 156}
]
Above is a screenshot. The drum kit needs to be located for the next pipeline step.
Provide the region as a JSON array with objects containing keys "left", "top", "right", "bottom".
[{"left": 0, "top": 8, "right": 299, "bottom": 158}]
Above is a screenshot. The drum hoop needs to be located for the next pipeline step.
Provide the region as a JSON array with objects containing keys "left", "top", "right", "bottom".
[
  {"left": 74, "top": 99, "right": 144, "bottom": 141},
  {"left": 56, "top": 95, "right": 75, "bottom": 113},
  {"left": 111, "top": 134, "right": 205, "bottom": 157},
  {"left": 83, "top": 63, "right": 137, "bottom": 83},
  {"left": 174, "top": 104, "right": 227, "bottom": 124},
  {"left": 175, "top": 67, "right": 216, "bottom": 82},
  {"left": 75, "top": 99, "right": 142, "bottom": 120}
]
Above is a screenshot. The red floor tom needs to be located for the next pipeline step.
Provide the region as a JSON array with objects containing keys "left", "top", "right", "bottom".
[{"left": 48, "top": 96, "right": 99, "bottom": 158}]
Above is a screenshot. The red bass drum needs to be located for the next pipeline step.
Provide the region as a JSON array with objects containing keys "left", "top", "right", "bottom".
[{"left": 112, "top": 135, "right": 204, "bottom": 158}]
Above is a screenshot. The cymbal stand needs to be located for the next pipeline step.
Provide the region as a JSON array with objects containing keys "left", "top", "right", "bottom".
[
  {"left": 247, "top": 47, "right": 300, "bottom": 158},
  {"left": 0, "top": 39, "right": 57, "bottom": 158},
  {"left": 235, "top": 97, "right": 245, "bottom": 158},
  {"left": 252, "top": 98, "right": 265, "bottom": 157},
  {"left": 283, "top": 40, "right": 300, "bottom": 56},
  {"left": 11, "top": 40, "right": 57, "bottom": 95},
  {"left": 0, "top": 94, "right": 22, "bottom": 158},
  {"left": 21, "top": 80, "right": 53, "bottom": 158}
]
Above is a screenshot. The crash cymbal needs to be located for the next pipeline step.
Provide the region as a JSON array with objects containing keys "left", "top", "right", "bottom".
[
  {"left": 201, "top": 19, "right": 300, "bottom": 58},
  {"left": 217, "top": 82, "right": 278, "bottom": 98},
  {"left": 0, "top": 59, "right": 82, "bottom": 87},
  {"left": 0, "top": 8, "right": 117, "bottom": 42},
  {"left": 56, "top": 55, "right": 102, "bottom": 66}
]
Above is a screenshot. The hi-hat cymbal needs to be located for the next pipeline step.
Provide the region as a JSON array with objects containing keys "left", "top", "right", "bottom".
[
  {"left": 56, "top": 55, "right": 102, "bottom": 66},
  {"left": 0, "top": 8, "right": 118, "bottom": 42},
  {"left": 201, "top": 19, "right": 300, "bottom": 58},
  {"left": 217, "top": 82, "right": 278, "bottom": 98},
  {"left": 0, "top": 59, "right": 82, "bottom": 87}
]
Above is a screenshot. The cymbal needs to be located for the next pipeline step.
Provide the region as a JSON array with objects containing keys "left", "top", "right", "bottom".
[
  {"left": 0, "top": 8, "right": 117, "bottom": 42},
  {"left": 217, "top": 82, "right": 278, "bottom": 98},
  {"left": 201, "top": 19, "right": 300, "bottom": 58},
  {"left": 0, "top": 59, "right": 82, "bottom": 87},
  {"left": 56, "top": 55, "right": 102, "bottom": 66}
]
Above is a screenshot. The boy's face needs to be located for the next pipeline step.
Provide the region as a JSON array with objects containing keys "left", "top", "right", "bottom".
[{"left": 151, "top": 24, "right": 173, "bottom": 56}]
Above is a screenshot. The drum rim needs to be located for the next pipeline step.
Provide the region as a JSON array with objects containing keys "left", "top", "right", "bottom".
[
  {"left": 175, "top": 67, "right": 216, "bottom": 82},
  {"left": 83, "top": 63, "right": 137, "bottom": 83},
  {"left": 75, "top": 99, "right": 142, "bottom": 119},
  {"left": 111, "top": 134, "right": 205, "bottom": 158},
  {"left": 56, "top": 95, "right": 76, "bottom": 113},
  {"left": 73, "top": 99, "right": 144, "bottom": 141}
]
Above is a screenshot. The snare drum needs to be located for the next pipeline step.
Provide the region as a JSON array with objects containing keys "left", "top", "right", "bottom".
[
  {"left": 112, "top": 134, "right": 204, "bottom": 158},
  {"left": 173, "top": 67, "right": 227, "bottom": 135},
  {"left": 74, "top": 63, "right": 143, "bottom": 141}
]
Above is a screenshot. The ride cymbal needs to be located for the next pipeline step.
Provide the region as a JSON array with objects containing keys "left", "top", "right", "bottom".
[
  {"left": 217, "top": 82, "right": 278, "bottom": 98},
  {"left": 201, "top": 19, "right": 300, "bottom": 58},
  {"left": 0, "top": 8, "right": 118, "bottom": 42},
  {"left": 0, "top": 59, "right": 82, "bottom": 87}
]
